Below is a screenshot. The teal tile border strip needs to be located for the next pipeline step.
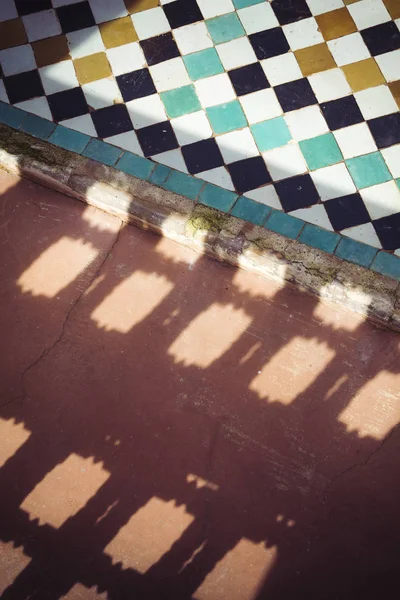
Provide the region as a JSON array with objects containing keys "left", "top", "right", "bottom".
[{"left": 1, "top": 100, "right": 399, "bottom": 282}]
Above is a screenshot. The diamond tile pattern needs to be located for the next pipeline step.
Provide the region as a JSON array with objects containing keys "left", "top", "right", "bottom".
[{"left": 0, "top": 0, "right": 399, "bottom": 252}]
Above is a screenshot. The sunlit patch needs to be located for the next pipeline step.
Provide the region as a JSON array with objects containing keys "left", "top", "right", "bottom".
[
  {"left": 186, "top": 473, "right": 219, "bottom": 492},
  {"left": 250, "top": 337, "right": 335, "bottom": 404},
  {"left": 17, "top": 237, "right": 98, "bottom": 298},
  {"left": 168, "top": 304, "right": 252, "bottom": 368},
  {"left": 0, "top": 418, "right": 31, "bottom": 468},
  {"left": 82, "top": 205, "right": 122, "bottom": 233},
  {"left": 20, "top": 454, "right": 110, "bottom": 528},
  {"left": 155, "top": 231, "right": 200, "bottom": 267},
  {"left": 0, "top": 541, "right": 31, "bottom": 597},
  {"left": 193, "top": 539, "right": 276, "bottom": 600},
  {"left": 313, "top": 300, "right": 364, "bottom": 331},
  {"left": 325, "top": 375, "right": 348, "bottom": 400},
  {"left": 60, "top": 583, "right": 107, "bottom": 599},
  {"left": 91, "top": 271, "right": 173, "bottom": 333},
  {"left": 105, "top": 497, "right": 194, "bottom": 574}
]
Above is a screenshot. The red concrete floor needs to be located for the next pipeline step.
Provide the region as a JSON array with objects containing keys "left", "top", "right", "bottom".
[{"left": 0, "top": 169, "right": 400, "bottom": 600}]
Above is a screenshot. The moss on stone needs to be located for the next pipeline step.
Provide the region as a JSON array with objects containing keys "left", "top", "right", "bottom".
[
  {"left": 7, "top": 131, "right": 70, "bottom": 167},
  {"left": 187, "top": 206, "right": 227, "bottom": 236}
]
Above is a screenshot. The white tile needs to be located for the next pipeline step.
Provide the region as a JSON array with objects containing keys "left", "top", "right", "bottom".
[
  {"left": 397, "top": 18, "right": 400, "bottom": 32},
  {"left": 196, "top": 0, "right": 234, "bottom": 19},
  {"left": 0, "top": 0, "right": 17, "bottom": 22},
  {"left": 60, "top": 114, "right": 97, "bottom": 136},
  {"left": 82, "top": 78, "right": 122, "bottom": 109},
  {"left": 262, "top": 144, "right": 307, "bottom": 181},
  {"left": 88, "top": 0, "right": 128, "bottom": 23},
  {"left": 126, "top": 94, "right": 167, "bottom": 129},
  {"left": 308, "top": 68, "right": 351, "bottom": 103},
  {"left": 328, "top": 33, "right": 370, "bottom": 66},
  {"left": 106, "top": 42, "right": 145, "bottom": 76},
  {"left": 310, "top": 163, "right": 356, "bottom": 201},
  {"left": 245, "top": 184, "right": 282, "bottom": 210},
  {"left": 216, "top": 37, "right": 257, "bottom": 71},
  {"left": 375, "top": 50, "right": 400, "bottom": 83},
  {"left": 306, "top": 0, "right": 344, "bottom": 16},
  {"left": 261, "top": 53, "right": 303, "bottom": 86},
  {"left": 291, "top": 204, "right": 334, "bottom": 230},
  {"left": 395, "top": 248, "right": 400, "bottom": 257},
  {"left": 382, "top": 145, "right": 400, "bottom": 178},
  {"left": 39, "top": 60, "right": 78, "bottom": 95},
  {"left": 282, "top": 17, "right": 323, "bottom": 51},
  {"left": 342, "top": 223, "right": 382, "bottom": 248},
  {"left": 104, "top": 130, "right": 143, "bottom": 155},
  {"left": 0, "top": 80, "right": 9, "bottom": 103},
  {"left": 131, "top": 7, "right": 170, "bottom": 40},
  {"left": 22, "top": 10, "right": 61, "bottom": 42},
  {"left": 240, "top": 89, "right": 282, "bottom": 124},
  {"left": 354, "top": 85, "right": 398, "bottom": 120},
  {"left": 348, "top": 0, "right": 391, "bottom": 30},
  {"left": 173, "top": 22, "right": 213, "bottom": 55},
  {"left": 196, "top": 167, "right": 235, "bottom": 191},
  {"left": 150, "top": 57, "right": 191, "bottom": 92},
  {"left": 360, "top": 181, "right": 400, "bottom": 220},
  {"left": 0, "top": 45, "right": 36, "bottom": 76},
  {"left": 52, "top": 0, "right": 83, "bottom": 6},
  {"left": 334, "top": 123, "right": 377, "bottom": 159},
  {"left": 237, "top": 3, "right": 279, "bottom": 35},
  {"left": 216, "top": 128, "right": 259, "bottom": 164},
  {"left": 171, "top": 110, "right": 212, "bottom": 146},
  {"left": 153, "top": 149, "right": 188, "bottom": 173},
  {"left": 67, "top": 27, "right": 104, "bottom": 59},
  {"left": 285, "top": 106, "right": 328, "bottom": 141},
  {"left": 195, "top": 73, "right": 236, "bottom": 108},
  {"left": 15, "top": 96, "right": 52, "bottom": 120}
]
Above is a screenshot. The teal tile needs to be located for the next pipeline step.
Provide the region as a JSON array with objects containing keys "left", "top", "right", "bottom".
[
  {"left": 396, "top": 178, "right": 400, "bottom": 190},
  {"left": 335, "top": 237, "right": 377, "bottom": 268},
  {"left": 371, "top": 252, "right": 400, "bottom": 281},
  {"left": 231, "top": 195, "right": 271, "bottom": 225},
  {"left": 0, "top": 102, "right": 26, "bottom": 129},
  {"left": 163, "top": 171, "right": 204, "bottom": 200},
  {"left": 299, "top": 133, "right": 343, "bottom": 171},
  {"left": 48, "top": 125, "right": 90, "bottom": 154},
  {"left": 299, "top": 223, "right": 340, "bottom": 254},
  {"left": 251, "top": 117, "right": 291, "bottom": 152},
  {"left": 233, "top": 0, "right": 264, "bottom": 7},
  {"left": 199, "top": 184, "right": 238, "bottom": 212},
  {"left": 19, "top": 113, "right": 55, "bottom": 140},
  {"left": 116, "top": 151, "right": 154, "bottom": 180},
  {"left": 265, "top": 209, "right": 304, "bottom": 239},
  {"left": 183, "top": 48, "right": 224, "bottom": 81},
  {"left": 149, "top": 164, "right": 171, "bottom": 186},
  {"left": 83, "top": 138, "right": 122, "bottom": 166},
  {"left": 160, "top": 85, "right": 201, "bottom": 118},
  {"left": 206, "top": 13, "right": 245, "bottom": 44},
  {"left": 206, "top": 101, "right": 247, "bottom": 134},
  {"left": 346, "top": 152, "right": 392, "bottom": 189}
]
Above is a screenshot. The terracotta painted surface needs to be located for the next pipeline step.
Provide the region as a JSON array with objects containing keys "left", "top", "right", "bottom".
[{"left": 0, "top": 169, "right": 400, "bottom": 599}]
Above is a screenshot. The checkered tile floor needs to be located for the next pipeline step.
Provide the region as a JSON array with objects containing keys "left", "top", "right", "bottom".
[{"left": 1, "top": 0, "right": 400, "bottom": 253}]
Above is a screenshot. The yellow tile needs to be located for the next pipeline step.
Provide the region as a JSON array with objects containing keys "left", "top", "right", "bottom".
[
  {"left": 0, "top": 18, "right": 27, "bottom": 51},
  {"left": 389, "top": 81, "right": 400, "bottom": 109},
  {"left": 124, "top": 0, "right": 158, "bottom": 13},
  {"left": 343, "top": 0, "right": 361, "bottom": 4},
  {"left": 316, "top": 7, "right": 357, "bottom": 42},
  {"left": 32, "top": 35, "right": 70, "bottom": 68},
  {"left": 295, "top": 43, "right": 336, "bottom": 77},
  {"left": 99, "top": 17, "right": 138, "bottom": 49},
  {"left": 342, "top": 58, "right": 385, "bottom": 92},
  {"left": 74, "top": 52, "right": 112, "bottom": 85},
  {"left": 383, "top": 0, "right": 400, "bottom": 19}
]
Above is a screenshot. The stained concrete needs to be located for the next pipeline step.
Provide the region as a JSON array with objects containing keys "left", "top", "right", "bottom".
[{"left": 0, "top": 170, "right": 400, "bottom": 600}]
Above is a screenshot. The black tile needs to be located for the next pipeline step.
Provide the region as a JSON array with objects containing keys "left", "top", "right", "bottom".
[
  {"left": 140, "top": 32, "right": 180, "bottom": 66},
  {"left": 181, "top": 138, "right": 224, "bottom": 174},
  {"left": 48, "top": 87, "right": 89, "bottom": 122},
  {"left": 361, "top": 22, "right": 400, "bottom": 56},
  {"left": 56, "top": 1, "right": 95, "bottom": 33},
  {"left": 272, "top": 0, "right": 312, "bottom": 25},
  {"left": 4, "top": 70, "right": 44, "bottom": 104},
  {"left": 324, "top": 193, "right": 371, "bottom": 231},
  {"left": 227, "top": 156, "right": 271, "bottom": 194},
  {"left": 321, "top": 96, "right": 364, "bottom": 131},
  {"left": 137, "top": 121, "right": 178, "bottom": 157},
  {"left": 275, "top": 78, "right": 317, "bottom": 112},
  {"left": 91, "top": 104, "right": 134, "bottom": 139},
  {"left": 249, "top": 27, "right": 290, "bottom": 60},
  {"left": 368, "top": 113, "right": 400, "bottom": 148},
  {"left": 116, "top": 68, "right": 156, "bottom": 102},
  {"left": 228, "top": 63, "right": 269, "bottom": 96},
  {"left": 163, "top": 0, "right": 202, "bottom": 29},
  {"left": 373, "top": 213, "right": 400, "bottom": 251},
  {"left": 15, "top": 0, "right": 52, "bottom": 16},
  {"left": 275, "top": 173, "right": 319, "bottom": 211}
]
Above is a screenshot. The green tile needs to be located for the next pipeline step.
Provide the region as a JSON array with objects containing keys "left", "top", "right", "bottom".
[
  {"left": 83, "top": 138, "right": 122, "bottom": 166},
  {"left": 163, "top": 170, "right": 204, "bottom": 200},
  {"left": 160, "top": 85, "right": 201, "bottom": 118},
  {"left": 371, "top": 252, "right": 400, "bottom": 281},
  {"left": 206, "top": 100, "right": 247, "bottom": 134},
  {"left": 231, "top": 195, "right": 271, "bottom": 225},
  {"left": 233, "top": 0, "right": 264, "bottom": 7},
  {"left": 299, "top": 223, "right": 340, "bottom": 254},
  {"left": 299, "top": 133, "right": 342, "bottom": 171},
  {"left": 116, "top": 151, "right": 154, "bottom": 180},
  {"left": 183, "top": 48, "right": 224, "bottom": 81},
  {"left": 265, "top": 209, "right": 304, "bottom": 239},
  {"left": 48, "top": 126, "right": 90, "bottom": 154},
  {"left": 334, "top": 237, "right": 377, "bottom": 268},
  {"left": 206, "top": 13, "right": 245, "bottom": 44},
  {"left": 149, "top": 164, "right": 171, "bottom": 186},
  {"left": 251, "top": 117, "right": 291, "bottom": 152},
  {"left": 345, "top": 152, "right": 392, "bottom": 190},
  {"left": 0, "top": 102, "right": 26, "bottom": 129},
  {"left": 19, "top": 113, "right": 55, "bottom": 140},
  {"left": 199, "top": 184, "right": 238, "bottom": 212},
  {"left": 396, "top": 178, "right": 400, "bottom": 190}
]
